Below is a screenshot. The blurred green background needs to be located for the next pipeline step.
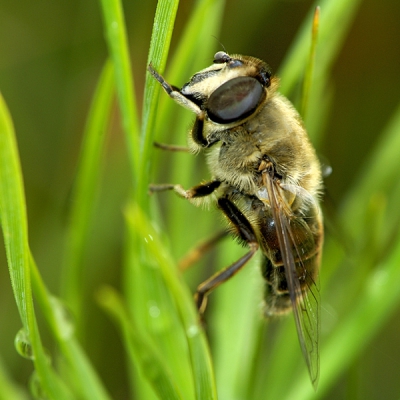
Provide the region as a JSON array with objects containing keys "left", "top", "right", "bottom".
[{"left": 1, "top": 0, "right": 400, "bottom": 398}]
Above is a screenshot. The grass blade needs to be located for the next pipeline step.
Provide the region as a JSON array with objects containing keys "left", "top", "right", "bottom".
[
  {"left": 279, "top": 0, "right": 363, "bottom": 97},
  {"left": 0, "top": 92, "right": 73, "bottom": 399},
  {"left": 126, "top": 204, "right": 217, "bottom": 400},
  {"left": 61, "top": 60, "right": 114, "bottom": 329},
  {"left": 140, "top": 0, "right": 180, "bottom": 209},
  {"left": 99, "top": 0, "right": 140, "bottom": 179},
  {"left": 300, "top": 6, "right": 320, "bottom": 120},
  {"left": 97, "top": 286, "right": 185, "bottom": 400},
  {"left": 30, "top": 255, "right": 112, "bottom": 400}
]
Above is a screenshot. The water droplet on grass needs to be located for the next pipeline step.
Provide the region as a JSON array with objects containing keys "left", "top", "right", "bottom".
[{"left": 15, "top": 328, "right": 34, "bottom": 360}]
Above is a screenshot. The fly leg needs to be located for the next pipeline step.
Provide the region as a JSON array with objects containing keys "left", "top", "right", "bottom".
[
  {"left": 148, "top": 64, "right": 203, "bottom": 116},
  {"left": 178, "top": 230, "right": 230, "bottom": 271},
  {"left": 149, "top": 180, "right": 221, "bottom": 200},
  {"left": 195, "top": 197, "right": 259, "bottom": 316},
  {"left": 149, "top": 179, "right": 225, "bottom": 268},
  {"left": 147, "top": 64, "right": 210, "bottom": 148},
  {"left": 153, "top": 142, "right": 190, "bottom": 152}
]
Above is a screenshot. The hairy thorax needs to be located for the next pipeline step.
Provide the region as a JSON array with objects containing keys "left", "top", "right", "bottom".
[{"left": 205, "top": 94, "right": 321, "bottom": 197}]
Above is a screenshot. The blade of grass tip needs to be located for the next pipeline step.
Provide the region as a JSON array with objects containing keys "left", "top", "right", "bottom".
[
  {"left": 99, "top": 0, "right": 140, "bottom": 180},
  {"left": 139, "top": 0, "right": 179, "bottom": 209},
  {"left": 61, "top": 60, "right": 114, "bottom": 330},
  {"left": 279, "top": 0, "right": 363, "bottom": 96},
  {"left": 127, "top": 204, "right": 217, "bottom": 400},
  {"left": 300, "top": 6, "right": 320, "bottom": 121},
  {"left": 0, "top": 92, "right": 74, "bottom": 399},
  {"left": 97, "top": 286, "right": 185, "bottom": 400},
  {"left": 30, "top": 254, "right": 112, "bottom": 400}
]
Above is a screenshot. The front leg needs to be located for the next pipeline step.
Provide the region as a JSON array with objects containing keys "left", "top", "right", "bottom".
[
  {"left": 154, "top": 142, "right": 190, "bottom": 152},
  {"left": 148, "top": 64, "right": 203, "bottom": 117},
  {"left": 148, "top": 64, "right": 210, "bottom": 149},
  {"left": 149, "top": 180, "right": 221, "bottom": 200}
]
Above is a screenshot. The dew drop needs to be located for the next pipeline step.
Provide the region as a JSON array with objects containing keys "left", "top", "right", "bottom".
[
  {"left": 29, "top": 372, "right": 49, "bottom": 400},
  {"left": 14, "top": 328, "right": 34, "bottom": 360},
  {"left": 187, "top": 324, "right": 200, "bottom": 338},
  {"left": 149, "top": 305, "right": 160, "bottom": 318},
  {"left": 144, "top": 234, "right": 154, "bottom": 244},
  {"left": 147, "top": 301, "right": 161, "bottom": 318}
]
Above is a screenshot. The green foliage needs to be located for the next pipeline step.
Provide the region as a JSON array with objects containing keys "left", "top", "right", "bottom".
[{"left": 1, "top": 0, "right": 400, "bottom": 399}]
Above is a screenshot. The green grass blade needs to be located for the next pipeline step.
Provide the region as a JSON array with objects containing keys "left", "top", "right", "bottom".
[
  {"left": 340, "top": 103, "right": 400, "bottom": 234},
  {"left": 139, "top": 0, "right": 179, "bottom": 209},
  {"left": 61, "top": 60, "right": 114, "bottom": 328},
  {"left": 279, "top": 0, "right": 363, "bottom": 97},
  {"left": 124, "top": 2, "right": 225, "bottom": 397},
  {"left": 150, "top": 0, "right": 226, "bottom": 238},
  {"left": 99, "top": 0, "right": 140, "bottom": 179},
  {"left": 154, "top": 0, "right": 226, "bottom": 130},
  {"left": 97, "top": 286, "right": 185, "bottom": 400},
  {"left": 300, "top": 6, "right": 320, "bottom": 120},
  {"left": 126, "top": 204, "right": 217, "bottom": 400},
  {"left": 0, "top": 92, "right": 73, "bottom": 399},
  {"left": 30, "top": 255, "right": 112, "bottom": 400},
  {"left": 0, "top": 92, "right": 30, "bottom": 330}
]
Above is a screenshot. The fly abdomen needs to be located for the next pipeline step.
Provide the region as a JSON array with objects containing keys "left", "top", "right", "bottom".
[{"left": 261, "top": 252, "right": 320, "bottom": 316}]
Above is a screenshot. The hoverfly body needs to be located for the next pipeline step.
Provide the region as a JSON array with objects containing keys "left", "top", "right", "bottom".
[{"left": 148, "top": 51, "right": 323, "bottom": 387}]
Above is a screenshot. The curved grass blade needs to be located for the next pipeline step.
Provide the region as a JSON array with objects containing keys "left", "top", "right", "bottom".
[
  {"left": 0, "top": 92, "right": 73, "bottom": 399},
  {"left": 30, "top": 254, "right": 112, "bottom": 400}
]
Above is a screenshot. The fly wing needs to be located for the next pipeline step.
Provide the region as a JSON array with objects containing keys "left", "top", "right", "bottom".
[{"left": 264, "top": 172, "right": 321, "bottom": 389}]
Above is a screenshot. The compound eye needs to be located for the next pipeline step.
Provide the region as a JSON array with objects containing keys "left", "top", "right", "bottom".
[{"left": 207, "top": 76, "right": 264, "bottom": 123}]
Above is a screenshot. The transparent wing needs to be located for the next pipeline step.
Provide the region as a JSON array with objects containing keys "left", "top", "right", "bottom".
[{"left": 264, "top": 171, "right": 321, "bottom": 388}]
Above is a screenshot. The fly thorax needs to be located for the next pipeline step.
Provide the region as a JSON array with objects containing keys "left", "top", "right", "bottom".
[{"left": 212, "top": 136, "right": 263, "bottom": 193}]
